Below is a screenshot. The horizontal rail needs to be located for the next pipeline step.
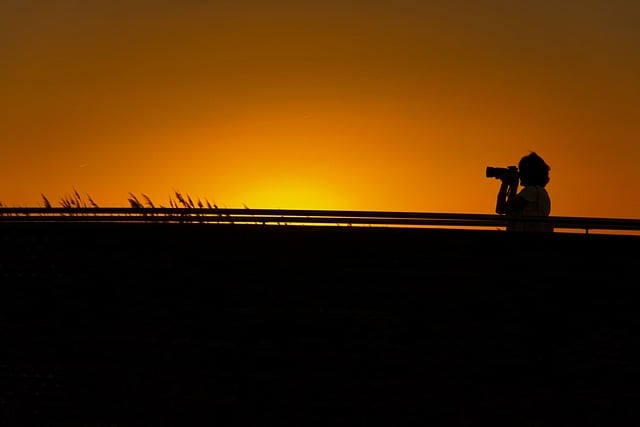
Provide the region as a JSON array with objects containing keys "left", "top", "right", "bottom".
[{"left": 1, "top": 207, "right": 639, "bottom": 234}]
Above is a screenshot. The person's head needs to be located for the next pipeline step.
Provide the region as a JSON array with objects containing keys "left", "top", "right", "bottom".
[{"left": 518, "top": 152, "right": 550, "bottom": 187}]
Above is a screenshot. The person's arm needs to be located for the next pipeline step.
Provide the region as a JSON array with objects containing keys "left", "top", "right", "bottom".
[{"left": 495, "top": 175, "right": 524, "bottom": 214}]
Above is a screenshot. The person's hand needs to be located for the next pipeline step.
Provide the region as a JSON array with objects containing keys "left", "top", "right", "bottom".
[
  {"left": 500, "top": 172, "right": 518, "bottom": 187},
  {"left": 499, "top": 175, "right": 514, "bottom": 187}
]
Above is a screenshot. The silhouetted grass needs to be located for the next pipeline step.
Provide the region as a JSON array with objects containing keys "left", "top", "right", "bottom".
[
  {"left": 127, "top": 193, "right": 143, "bottom": 209},
  {"left": 1, "top": 191, "right": 224, "bottom": 211},
  {"left": 142, "top": 194, "right": 155, "bottom": 209},
  {"left": 1, "top": 190, "right": 250, "bottom": 224},
  {"left": 56, "top": 189, "right": 98, "bottom": 209},
  {"left": 163, "top": 191, "right": 217, "bottom": 211},
  {"left": 41, "top": 194, "right": 52, "bottom": 208}
]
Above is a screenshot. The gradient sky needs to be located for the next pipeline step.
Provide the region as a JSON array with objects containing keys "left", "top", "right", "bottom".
[{"left": 2, "top": 0, "right": 639, "bottom": 218}]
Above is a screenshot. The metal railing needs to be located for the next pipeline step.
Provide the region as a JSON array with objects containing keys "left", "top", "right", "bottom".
[{"left": 1, "top": 207, "right": 639, "bottom": 235}]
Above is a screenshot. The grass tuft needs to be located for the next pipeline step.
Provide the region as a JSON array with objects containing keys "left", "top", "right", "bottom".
[
  {"left": 128, "top": 193, "right": 143, "bottom": 209},
  {"left": 58, "top": 188, "right": 97, "bottom": 209},
  {"left": 141, "top": 194, "right": 155, "bottom": 209},
  {"left": 41, "top": 194, "right": 52, "bottom": 209},
  {"left": 87, "top": 194, "right": 99, "bottom": 208}
]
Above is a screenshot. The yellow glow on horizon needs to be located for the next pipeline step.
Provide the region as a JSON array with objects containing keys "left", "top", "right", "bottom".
[{"left": 236, "top": 177, "right": 349, "bottom": 210}]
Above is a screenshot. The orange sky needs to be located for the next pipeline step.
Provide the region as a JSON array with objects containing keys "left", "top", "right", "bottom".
[{"left": 2, "top": 1, "right": 639, "bottom": 218}]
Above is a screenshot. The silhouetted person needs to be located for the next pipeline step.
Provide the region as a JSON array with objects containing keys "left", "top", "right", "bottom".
[{"left": 495, "top": 151, "right": 553, "bottom": 232}]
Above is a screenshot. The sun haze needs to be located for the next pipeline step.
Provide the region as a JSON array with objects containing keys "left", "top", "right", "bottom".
[{"left": 2, "top": 1, "right": 639, "bottom": 219}]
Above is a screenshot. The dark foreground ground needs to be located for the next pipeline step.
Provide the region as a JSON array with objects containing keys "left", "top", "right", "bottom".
[{"left": 1, "top": 222, "right": 639, "bottom": 425}]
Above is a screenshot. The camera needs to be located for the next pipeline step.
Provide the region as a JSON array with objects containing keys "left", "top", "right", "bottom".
[{"left": 486, "top": 165, "right": 518, "bottom": 179}]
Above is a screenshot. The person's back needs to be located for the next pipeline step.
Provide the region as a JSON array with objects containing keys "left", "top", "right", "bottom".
[
  {"left": 507, "top": 184, "right": 552, "bottom": 232},
  {"left": 495, "top": 152, "right": 553, "bottom": 232}
]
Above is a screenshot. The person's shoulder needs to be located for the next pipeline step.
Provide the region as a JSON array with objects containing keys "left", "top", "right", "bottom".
[{"left": 517, "top": 186, "right": 539, "bottom": 201}]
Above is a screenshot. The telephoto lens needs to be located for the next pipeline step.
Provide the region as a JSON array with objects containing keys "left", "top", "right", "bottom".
[
  {"left": 486, "top": 166, "right": 507, "bottom": 178},
  {"left": 485, "top": 166, "right": 517, "bottom": 179}
]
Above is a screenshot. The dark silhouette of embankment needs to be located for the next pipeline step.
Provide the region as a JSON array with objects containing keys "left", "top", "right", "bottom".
[{"left": 1, "top": 222, "right": 639, "bottom": 425}]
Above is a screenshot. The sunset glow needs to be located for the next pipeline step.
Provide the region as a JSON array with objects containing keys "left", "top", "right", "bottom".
[{"left": 2, "top": 1, "right": 639, "bottom": 219}]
